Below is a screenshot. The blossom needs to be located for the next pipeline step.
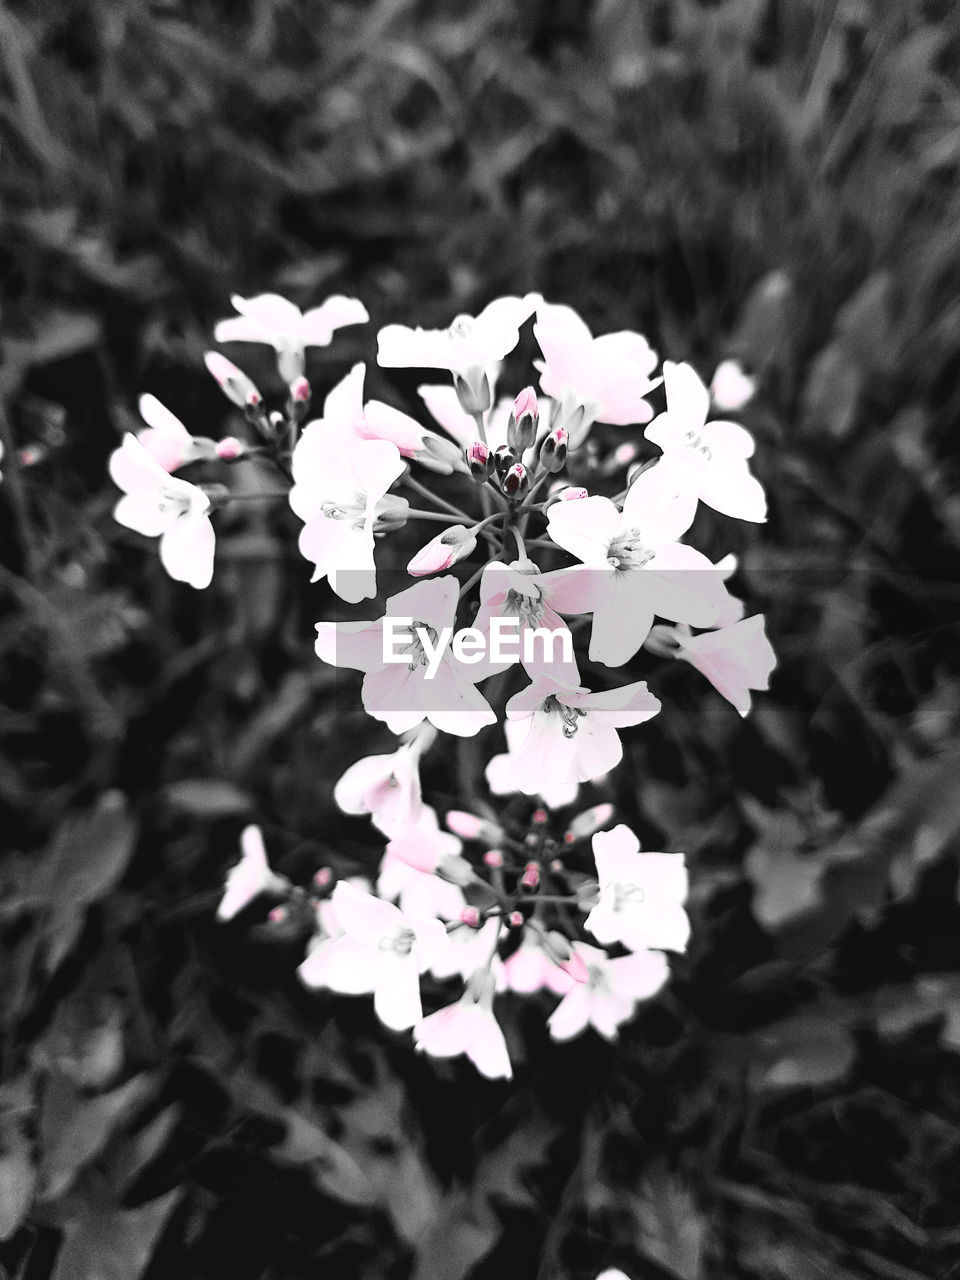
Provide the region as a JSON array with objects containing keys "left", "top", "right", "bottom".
[
  {"left": 214, "top": 292, "right": 369, "bottom": 382},
  {"left": 407, "top": 525, "right": 477, "bottom": 576},
  {"left": 217, "top": 825, "right": 289, "bottom": 921},
  {"left": 314, "top": 576, "right": 498, "bottom": 737},
  {"left": 376, "top": 849, "right": 467, "bottom": 921},
  {"left": 485, "top": 719, "right": 580, "bottom": 809},
  {"left": 544, "top": 463, "right": 733, "bottom": 666},
  {"left": 584, "top": 825, "right": 690, "bottom": 953},
  {"left": 675, "top": 614, "right": 776, "bottom": 716},
  {"left": 501, "top": 675, "right": 662, "bottom": 794},
  {"left": 644, "top": 360, "right": 767, "bottom": 522},
  {"left": 533, "top": 301, "right": 659, "bottom": 433},
  {"left": 430, "top": 917, "right": 505, "bottom": 985},
  {"left": 547, "top": 942, "right": 669, "bottom": 1041},
  {"left": 413, "top": 972, "right": 512, "bottom": 1080},
  {"left": 377, "top": 294, "right": 541, "bottom": 374},
  {"left": 333, "top": 725, "right": 435, "bottom": 835},
  {"left": 384, "top": 805, "right": 467, "bottom": 875},
  {"left": 468, "top": 560, "right": 581, "bottom": 684},
  {"left": 289, "top": 366, "right": 405, "bottom": 602},
  {"left": 109, "top": 434, "right": 216, "bottom": 589},
  {"left": 502, "top": 928, "right": 585, "bottom": 995},
  {"left": 297, "top": 881, "right": 448, "bottom": 1031},
  {"left": 135, "top": 395, "right": 217, "bottom": 472},
  {"left": 710, "top": 358, "right": 756, "bottom": 412}
]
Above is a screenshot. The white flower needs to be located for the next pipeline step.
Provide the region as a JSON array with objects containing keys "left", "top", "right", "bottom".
[
  {"left": 485, "top": 718, "right": 580, "bottom": 809},
  {"left": 645, "top": 361, "right": 767, "bottom": 522},
  {"left": 377, "top": 294, "right": 541, "bottom": 374},
  {"left": 584, "top": 825, "right": 690, "bottom": 953},
  {"left": 135, "top": 394, "right": 217, "bottom": 472},
  {"left": 333, "top": 725, "right": 435, "bottom": 836},
  {"left": 217, "top": 826, "right": 289, "bottom": 921},
  {"left": 376, "top": 850, "right": 467, "bottom": 921},
  {"left": 297, "top": 881, "right": 449, "bottom": 1031},
  {"left": 544, "top": 463, "right": 733, "bottom": 665},
  {"left": 289, "top": 366, "right": 405, "bottom": 603},
  {"left": 710, "top": 358, "right": 755, "bottom": 412},
  {"left": 214, "top": 292, "right": 369, "bottom": 382},
  {"left": 109, "top": 434, "right": 216, "bottom": 589},
  {"left": 674, "top": 614, "right": 776, "bottom": 717},
  {"left": 547, "top": 942, "right": 669, "bottom": 1041},
  {"left": 413, "top": 972, "right": 512, "bottom": 1080}
]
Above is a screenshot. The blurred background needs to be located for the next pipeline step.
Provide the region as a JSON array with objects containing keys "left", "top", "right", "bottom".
[{"left": 2, "top": 0, "right": 960, "bottom": 1277}]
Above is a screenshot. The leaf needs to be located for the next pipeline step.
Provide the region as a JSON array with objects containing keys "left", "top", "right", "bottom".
[
  {"left": 39, "top": 1073, "right": 153, "bottom": 1200},
  {"left": 52, "top": 1188, "right": 179, "bottom": 1280},
  {"left": 756, "top": 1015, "right": 855, "bottom": 1090},
  {"left": 36, "top": 794, "right": 137, "bottom": 975},
  {"left": 633, "top": 1163, "right": 706, "bottom": 1280},
  {"left": 161, "top": 779, "right": 253, "bottom": 818},
  {"left": 800, "top": 342, "right": 862, "bottom": 439},
  {"left": 0, "top": 1134, "right": 36, "bottom": 1240}
]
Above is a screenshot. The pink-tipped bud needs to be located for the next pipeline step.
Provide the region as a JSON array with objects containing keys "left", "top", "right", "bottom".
[
  {"left": 290, "top": 376, "right": 310, "bottom": 403},
  {"left": 216, "top": 436, "right": 246, "bottom": 461},
  {"left": 501, "top": 462, "right": 529, "bottom": 500},
  {"left": 314, "top": 867, "right": 332, "bottom": 889},
  {"left": 483, "top": 849, "right": 504, "bottom": 868},
  {"left": 545, "top": 485, "right": 588, "bottom": 509},
  {"left": 466, "top": 440, "right": 495, "bottom": 482},
  {"left": 459, "top": 905, "right": 481, "bottom": 928},
  {"left": 614, "top": 441, "right": 638, "bottom": 467},
  {"left": 521, "top": 861, "right": 540, "bottom": 890},
  {"left": 446, "top": 810, "right": 495, "bottom": 841},
  {"left": 549, "top": 858, "right": 564, "bottom": 872},
  {"left": 204, "top": 353, "right": 262, "bottom": 412},
  {"left": 268, "top": 905, "right": 287, "bottom": 924},
  {"left": 407, "top": 525, "right": 477, "bottom": 576},
  {"left": 508, "top": 386, "right": 539, "bottom": 451},
  {"left": 531, "top": 808, "right": 548, "bottom": 826},
  {"left": 539, "top": 426, "right": 568, "bottom": 473},
  {"left": 508, "top": 910, "right": 524, "bottom": 928},
  {"left": 565, "top": 803, "right": 615, "bottom": 843}
]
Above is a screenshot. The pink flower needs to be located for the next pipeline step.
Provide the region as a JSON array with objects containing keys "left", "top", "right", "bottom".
[
  {"left": 584, "top": 825, "right": 690, "bottom": 953},
  {"left": 384, "top": 805, "right": 464, "bottom": 874},
  {"left": 135, "top": 395, "right": 217, "bottom": 472},
  {"left": 485, "top": 719, "right": 580, "bottom": 809},
  {"left": 376, "top": 850, "right": 468, "bottom": 921},
  {"left": 289, "top": 366, "right": 405, "bottom": 602},
  {"left": 533, "top": 301, "right": 659, "bottom": 432},
  {"left": 214, "top": 292, "right": 369, "bottom": 382},
  {"left": 547, "top": 942, "right": 669, "bottom": 1040},
  {"left": 430, "top": 917, "right": 505, "bottom": 985},
  {"left": 502, "top": 928, "right": 583, "bottom": 995},
  {"left": 217, "top": 825, "right": 289, "bottom": 921},
  {"left": 417, "top": 385, "right": 549, "bottom": 467},
  {"left": 297, "top": 881, "right": 449, "bottom": 1031},
  {"left": 544, "top": 463, "right": 733, "bottom": 665},
  {"left": 501, "top": 675, "right": 661, "bottom": 793},
  {"left": 204, "top": 352, "right": 263, "bottom": 409},
  {"left": 710, "top": 358, "right": 756, "bottom": 412},
  {"left": 314, "top": 576, "right": 497, "bottom": 737},
  {"left": 675, "top": 614, "right": 776, "bottom": 716},
  {"left": 414, "top": 972, "right": 513, "bottom": 1079},
  {"left": 644, "top": 361, "right": 767, "bottom": 522},
  {"left": 109, "top": 434, "right": 216, "bottom": 589},
  {"left": 377, "top": 295, "right": 541, "bottom": 374},
  {"left": 407, "top": 525, "right": 478, "bottom": 576},
  {"left": 468, "top": 560, "right": 581, "bottom": 684},
  {"left": 333, "top": 725, "right": 435, "bottom": 835}
]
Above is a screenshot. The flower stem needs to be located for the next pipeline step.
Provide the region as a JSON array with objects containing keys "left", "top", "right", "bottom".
[{"left": 401, "top": 473, "right": 475, "bottom": 521}]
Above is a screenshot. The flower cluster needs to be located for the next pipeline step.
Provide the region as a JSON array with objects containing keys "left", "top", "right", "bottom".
[{"left": 107, "top": 290, "right": 775, "bottom": 1078}]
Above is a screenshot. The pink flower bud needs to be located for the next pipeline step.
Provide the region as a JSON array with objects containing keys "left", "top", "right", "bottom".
[
  {"left": 521, "top": 861, "right": 540, "bottom": 890},
  {"left": 508, "top": 386, "right": 539, "bottom": 451},
  {"left": 549, "top": 858, "right": 564, "bottom": 872},
  {"left": 513, "top": 386, "right": 539, "bottom": 422},
  {"left": 216, "top": 436, "right": 246, "bottom": 460},
  {"left": 508, "top": 910, "right": 524, "bottom": 928},
  {"left": 459, "top": 906, "right": 481, "bottom": 928},
  {"left": 545, "top": 485, "right": 588, "bottom": 508},
  {"left": 204, "top": 352, "right": 262, "bottom": 411},
  {"left": 446, "top": 810, "right": 483, "bottom": 839},
  {"left": 289, "top": 376, "right": 311, "bottom": 403},
  {"left": 483, "top": 849, "right": 504, "bottom": 868},
  {"left": 407, "top": 525, "right": 478, "bottom": 576},
  {"left": 614, "top": 442, "right": 638, "bottom": 466},
  {"left": 465, "top": 440, "right": 494, "bottom": 482},
  {"left": 532, "top": 808, "right": 548, "bottom": 826},
  {"left": 314, "top": 867, "right": 332, "bottom": 889},
  {"left": 565, "top": 803, "right": 615, "bottom": 842},
  {"left": 268, "top": 906, "right": 287, "bottom": 924},
  {"left": 501, "top": 462, "right": 529, "bottom": 500}
]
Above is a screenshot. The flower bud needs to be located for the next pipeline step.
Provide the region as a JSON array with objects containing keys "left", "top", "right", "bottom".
[
  {"left": 459, "top": 906, "right": 481, "bottom": 928},
  {"left": 508, "top": 910, "right": 524, "bottom": 928},
  {"left": 288, "top": 376, "right": 311, "bottom": 422},
  {"left": 465, "top": 440, "right": 495, "bottom": 482},
  {"left": 531, "top": 808, "right": 548, "bottom": 825},
  {"left": 372, "top": 494, "right": 410, "bottom": 531},
  {"left": 493, "top": 444, "right": 517, "bottom": 478},
  {"left": 539, "top": 427, "right": 568, "bottom": 473},
  {"left": 453, "top": 368, "right": 492, "bottom": 415},
  {"left": 521, "top": 861, "right": 540, "bottom": 890},
  {"left": 314, "top": 868, "right": 332, "bottom": 889},
  {"left": 407, "top": 525, "right": 478, "bottom": 576},
  {"left": 216, "top": 436, "right": 247, "bottom": 461},
  {"left": 204, "top": 353, "right": 263, "bottom": 412},
  {"left": 544, "top": 484, "right": 588, "bottom": 509},
  {"left": 501, "top": 462, "right": 530, "bottom": 500},
  {"left": 710, "top": 358, "right": 755, "bottom": 412},
  {"left": 508, "top": 386, "right": 538, "bottom": 452},
  {"left": 564, "top": 803, "right": 615, "bottom": 843},
  {"left": 446, "top": 810, "right": 503, "bottom": 843},
  {"left": 483, "top": 849, "right": 504, "bottom": 869},
  {"left": 419, "top": 434, "right": 467, "bottom": 475},
  {"left": 267, "top": 906, "right": 288, "bottom": 924}
]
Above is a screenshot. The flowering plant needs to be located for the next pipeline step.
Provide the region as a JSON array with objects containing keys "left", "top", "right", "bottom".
[{"left": 108, "top": 291, "right": 775, "bottom": 1078}]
